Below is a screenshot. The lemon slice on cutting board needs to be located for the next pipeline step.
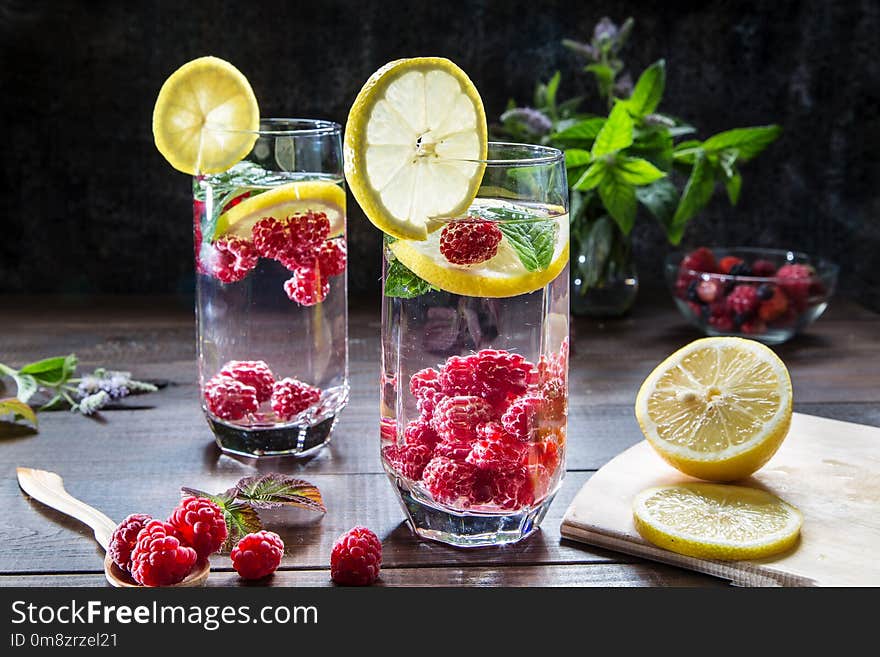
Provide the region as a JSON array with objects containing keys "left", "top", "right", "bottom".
[
  {"left": 635, "top": 337, "right": 792, "bottom": 482},
  {"left": 212, "top": 180, "right": 346, "bottom": 240},
  {"left": 153, "top": 56, "right": 260, "bottom": 175},
  {"left": 633, "top": 483, "right": 803, "bottom": 560},
  {"left": 388, "top": 200, "right": 569, "bottom": 298},
  {"left": 344, "top": 57, "right": 488, "bottom": 240}
]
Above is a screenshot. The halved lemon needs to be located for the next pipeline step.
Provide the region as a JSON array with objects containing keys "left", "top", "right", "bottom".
[
  {"left": 344, "top": 57, "right": 488, "bottom": 240},
  {"left": 388, "top": 201, "right": 569, "bottom": 298},
  {"left": 153, "top": 56, "right": 259, "bottom": 175},
  {"left": 635, "top": 337, "right": 792, "bottom": 482},
  {"left": 212, "top": 180, "right": 346, "bottom": 240},
  {"left": 633, "top": 483, "right": 803, "bottom": 560}
]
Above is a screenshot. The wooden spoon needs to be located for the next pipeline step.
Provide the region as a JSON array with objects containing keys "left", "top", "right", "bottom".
[{"left": 16, "top": 467, "right": 209, "bottom": 587}]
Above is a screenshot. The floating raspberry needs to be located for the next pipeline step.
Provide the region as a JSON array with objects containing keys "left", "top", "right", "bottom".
[
  {"left": 680, "top": 247, "right": 717, "bottom": 273},
  {"left": 210, "top": 237, "right": 259, "bottom": 283},
  {"left": 271, "top": 377, "right": 321, "bottom": 420},
  {"left": 219, "top": 360, "right": 275, "bottom": 402},
  {"left": 718, "top": 256, "right": 743, "bottom": 275},
  {"left": 410, "top": 367, "right": 442, "bottom": 397},
  {"left": 231, "top": 531, "right": 284, "bottom": 580},
  {"left": 403, "top": 418, "right": 440, "bottom": 449},
  {"left": 278, "top": 246, "right": 318, "bottom": 271},
  {"left": 251, "top": 216, "right": 290, "bottom": 260},
  {"left": 751, "top": 259, "right": 777, "bottom": 277},
  {"left": 439, "top": 219, "right": 503, "bottom": 265},
  {"left": 288, "top": 211, "right": 330, "bottom": 250},
  {"left": 283, "top": 267, "right": 329, "bottom": 306},
  {"left": 384, "top": 441, "right": 433, "bottom": 479},
  {"left": 330, "top": 526, "right": 382, "bottom": 586},
  {"left": 204, "top": 374, "right": 259, "bottom": 421},
  {"left": 501, "top": 395, "right": 545, "bottom": 442},
  {"left": 108, "top": 513, "right": 152, "bottom": 574},
  {"left": 486, "top": 467, "right": 535, "bottom": 510},
  {"left": 758, "top": 286, "right": 789, "bottom": 322},
  {"left": 421, "top": 456, "right": 479, "bottom": 506},
  {"left": 466, "top": 423, "right": 527, "bottom": 473},
  {"left": 316, "top": 240, "right": 347, "bottom": 277},
  {"left": 727, "top": 285, "right": 760, "bottom": 317},
  {"left": 129, "top": 520, "right": 198, "bottom": 587},
  {"left": 168, "top": 496, "right": 228, "bottom": 560},
  {"left": 431, "top": 395, "right": 494, "bottom": 442}
]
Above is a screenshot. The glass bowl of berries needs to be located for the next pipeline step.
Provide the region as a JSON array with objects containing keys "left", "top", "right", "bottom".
[{"left": 666, "top": 247, "right": 839, "bottom": 344}]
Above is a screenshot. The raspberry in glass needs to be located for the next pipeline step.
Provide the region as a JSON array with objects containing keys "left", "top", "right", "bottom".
[
  {"left": 271, "top": 377, "right": 321, "bottom": 420},
  {"left": 283, "top": 267, "right": 329, "bottom": 306},
  {"left": 231, "top": 531, "right": 285, "bottom": 580},
  {"left": 403, "top": 418, "right": 440, "bottom": 449},
  {"left": 383, "top": 442, "right": 433, "bottom": 479},
  {"left": 410, "top": 367, "right": 442, "bottom": 397},
  {"left": 287, "top": 210, "right": 330, "bottom": 251},
  {"left": 219, "top": 360, "right": 275, "bottom": 402},
  {"left": 501, "top": 395, "right": 545, "bottom": 442},
  {"left": 487, "top": 467, "right": 534, "bottom": 510},
  {"left": 727, "top": 285, "right": 760, "bottom": 317},
  {"left": 439, "top": 219, "right": 503, "bottom": 265},
  {"left": 421, "top": 456, "right": 479, "bottom": 506},
  {"left": 679, "top": 247, "right": 717, "bottom": 274},
  {"left": 431, "top": 395, "right": 494, "bottom": 442},
  {"left": 466, "top": 422, "right": 528, "bottom": 473},
  {"left": 210, "top": 236, "right": 259, "bottom": 283},
  {"left": 251, "top": 216, "right": 290, "bottom": 260},
  {"left": 316, "top": 240, "right": 347, "bottom": 277},
  {"left": 204, "top": 374, "right": 259, "bottom": 421}
]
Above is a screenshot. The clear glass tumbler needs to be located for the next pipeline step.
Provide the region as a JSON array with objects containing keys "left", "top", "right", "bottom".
[
  {"left": 194, "top": 119, "right": 348, "bottom": 457},
  {"left": 380, "top": 143, "right": 569, "bottom": 546}
]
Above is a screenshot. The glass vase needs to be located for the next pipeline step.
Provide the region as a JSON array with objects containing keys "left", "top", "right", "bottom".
[{"left": 570, "top": 214, "right": 638, "bottom": 317}]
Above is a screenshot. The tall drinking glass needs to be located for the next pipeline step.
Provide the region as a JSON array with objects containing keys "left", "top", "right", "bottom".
[
  {"left": 380, "top": 143, "right": 569, "bottom": 546},
  {"left": 194, "top": 119, "right": 348, "bottom": 457}
]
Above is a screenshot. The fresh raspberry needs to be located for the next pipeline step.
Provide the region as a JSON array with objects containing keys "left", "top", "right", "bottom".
[
  {"left": 466, "top": 423, "right": 527, "bottom": 473},
  {"left": 438, "top": 350, "right": 531, "bottom": 406},
  {"left": 675, "top": 272, "right": 699, "bottom": 299},
  {"left": 283, "top": 267, "right": 329, "bottom": 306},
  {"left": 416, "top": 388, "right": 445, "bottom": 419},
  {"left": 379, "top": 417, "right": 396, "bottom": 443},
  {"left": 403, "top": 418, "right": 440, "bottom": 449},
  {"left": 758, "top": 287, "right": 789, "bottom": 322},
  {"left": 204, "top": 374, "right": 259, "bottom": 421},
  {"left": 221, "top": 191, "right": 253, "bottom": 213},
  {"left": 271, "top": 377, "right": 321, "bottom": 420},
  {"left": 251, "top": 216, "right": 291, "bottom": 260},
  {"left": 777, "top": 263, "right": 815, "bottom": 310},
  {"left": 219, "top": 360, "right": 275, "bottom": 402},
  {"left": 209, "top": 237, "right": 259, "bottom": 283},
  {"left": 718, "top": 256, "right": 744, "bottom": 275},
  {"left": 696, "top": 279, "right": 722, "bottom": 303},
  {"left": 501, "top": 395, "right": 545, "bottom": 442},
  {"left": 433, "top": 438, "right": 474, "bottom": 461},
  {"left": 740, "top": 318, "right": 767, "bottom": 335},
  {"left": 316, "top": 240, "right": 347, "bottom": 277},
  {"left": 727, "top": 285, "right": 760, "bottom": 317},
  {"left": 486, "top": 467, "right": 535, "bottom": 510},
  {"left": 410, "top": 367, "right": 442, "bottom": 397},
  {"left": 231, "top": 531, "right": 284, "bottom": 580},
  {"left": 278, "top": 247, "right": 318, "bottom": 271},
  {"left": 288, "top": 211, "right": 330, "bottom": 250},
  {"left": 108, "top": 513, "right": 152, "bottom": 574},
  {"left": 680, "top": 247, "right": 717, "bottom": 274},
  {"left": 751, "top": 259, "right": 777, "bottom": 277},
  {"left": 439, "top": 219, "right": 503, "bottom": 265},
  {"left": 129, "top": 520, "right": 198, "bottom": 587},
  {"left": 431, "top": 395, "right": 494, "bottom": 442},
  {"left": 168, "top": 496, "right": 228, "bottom": 560},
  {"left": 383, "top": 441, "right": 433, "bottom": 479},
  {"left": 421, "top": 456, "right": 479, "bottom": 506},
  {"left": 330, "top": 526, "right": 382, "bottom": 586},
  {"left": 540, "top": 377, "right": 567, "bottom": 423}
]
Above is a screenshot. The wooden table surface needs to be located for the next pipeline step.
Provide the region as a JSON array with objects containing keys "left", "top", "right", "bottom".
[{"left": 1, "top": 294, "right": 878, "bottom": 587}]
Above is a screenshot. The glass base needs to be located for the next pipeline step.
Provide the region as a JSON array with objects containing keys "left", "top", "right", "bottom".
[
  {"left": 390, "top": 474, "right": 556, "bottom": 548},
  {"left": 207, "top": 413, "right": 339, "bottom": 458}
]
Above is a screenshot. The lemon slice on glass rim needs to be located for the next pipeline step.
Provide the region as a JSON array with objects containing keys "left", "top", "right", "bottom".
[
  {"left": 344, "top": 57, "right": 488, "bottom": 241},
  {"left": 152, "top": 56, "right": 259, "bottom": 175}
]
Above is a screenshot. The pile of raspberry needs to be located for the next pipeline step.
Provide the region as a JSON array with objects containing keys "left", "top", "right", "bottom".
[
  {"left": 204, "top": 205, "right": 346, "bottom": 307},
  {"left": 109, "top": 496, "right": 285, "bottom": 586},
  {"left": 674, "top": 247, "right": 827, "bottom": 336},
  {"left": 381, "top": 347, "right": 567, "bottom": 512},
  {"left": 203, "top": 359, "right": 321, "bottom": 424}
]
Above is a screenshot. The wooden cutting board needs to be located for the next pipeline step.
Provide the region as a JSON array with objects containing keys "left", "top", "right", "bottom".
[{"left": 561, "top": 413, "right": 880, "bottom": 586}]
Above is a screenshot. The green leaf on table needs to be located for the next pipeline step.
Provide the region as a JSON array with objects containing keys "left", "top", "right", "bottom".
[
  {"left": 671, "top": 152, "right": 716, "bottom": 241},
  {"left": 564, "top": 148, "right": 593, "bottom": 169},
  {"left": 19, "top": 354, "right": 77, "bottom": 386},
  {"left": 614, "top": 156, "right": 666, "bottom": 186},
  {"left": 624, "top": 59, "right": 665, "bottom": 117},
  {"left": 549, "top": 117, "right": 605, "bottom": 146},
  {"left": 0, "top": 398, "right": 37, "bottom": 428},
  {"left": 702, "top": 125, "right": 781, "bottom": 161},
  {"left": 383, "top": 259, "right": 436, "bottom": 298},
  {"left": 592, "top": 103, "right": 634, "bottom": 157},
  {"left": 180, "top": 488, "right": 263, "bottom": 551},
  {"left": 233, "top": 473, "right": 326, "bottom": 514},
  {"left": 598, "top": 175, "right": 637, "bottom": 234},
  {"left": 573, "top": 160, "right": 607, "bottom": 191}
]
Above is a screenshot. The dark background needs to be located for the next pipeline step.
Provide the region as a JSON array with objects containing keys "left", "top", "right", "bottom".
[{"left": 1, "top": 0, "right": 877, "bottom": 310}]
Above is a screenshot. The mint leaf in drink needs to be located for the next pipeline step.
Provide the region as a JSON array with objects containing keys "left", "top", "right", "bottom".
[
  {"left": 614, "top": 156, "right": 666, "bottom": 185},
  {"left": 624, "top": 59, "right": 665, "bottom": 117},
  {"left": 591, "top": 102, "right": 634, "bottom": 157},
  {"left": 233, "top": 473, "right": 326, "bottom": 514},
  {"left": 384, "top": 259, "right": 436, "bottom": 298},
  {"left": 598, "top": 175, "right": 637, "bottom": 234},
  {"left": 471, "top": 205, "right": 558, "bottom": 272},
  {"left": 702, "top": 125, "right": 781, "bottom": 161}
]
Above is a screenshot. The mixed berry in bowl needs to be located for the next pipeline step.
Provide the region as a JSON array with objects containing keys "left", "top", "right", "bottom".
[{"left": 666, "top": 247, "right": 838, "bottom": 344}]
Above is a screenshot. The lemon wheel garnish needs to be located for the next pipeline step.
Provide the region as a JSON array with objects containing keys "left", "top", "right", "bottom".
[
  {"left": 212, "top": 180, "right": 346, "bottom": 240},
  {"left": 344, "top": 57, "right": 488, "bottom": 240},
  {"left": 153, "top": 56, "right": 259, "bottom": 175},
  {"left": 633, "top": 483, "right": 803, "bottom": 560},
  {"left": 388, "top": 206, "right": 569, "bottom": 298},
  {"left": 635, "top": 337, "right": 792, "bottom": 482}
]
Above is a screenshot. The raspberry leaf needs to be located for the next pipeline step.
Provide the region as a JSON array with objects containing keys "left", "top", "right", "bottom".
[{"left": 233, "top": 474, "right": 326, "bottom": 513}]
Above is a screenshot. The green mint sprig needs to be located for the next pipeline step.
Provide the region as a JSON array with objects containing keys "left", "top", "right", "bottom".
[
  {"left": 469, "top": 205, "right": 558, "bottom": 272},
  {"left": 384, "top": 257, "right": 437, "bottom": 298}
]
